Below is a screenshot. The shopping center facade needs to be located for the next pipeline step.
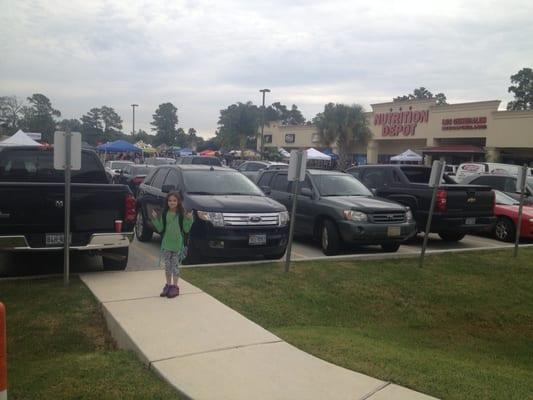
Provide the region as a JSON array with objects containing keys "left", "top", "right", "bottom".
[{"left": 261, "top": 98, "right": 533, "bottom": 165}]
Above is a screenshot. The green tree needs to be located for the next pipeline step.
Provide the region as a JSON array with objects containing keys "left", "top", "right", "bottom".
[
  {"left": 313, "top": 103, "right": 371, "bottom": 169},
  {"left": 133, "top": 129, "right": 154, "bottom": 145},
  {"left": 58, "top": 118, "right": 82, "bottom": 132},
  {"left": 394, "top": 87, "right": 447, "bottom": 105},
  {"left": 81, "top": 108, "right": 103, "bottom": 145},
  {"left": 21, "top": 93, "right": 61, "bottom": 143},
  {"left": 507, "top": 67, "right": 533, "bottom": 110},
  {"left": 0, "top": 96, "right": 24, "bottom": 134},
  {"left": 100, "top": 106, "right": 123, "bottom": 135},
  {"left": 151, "top": 102, "right": 178, "bottom": 146},
  {"left": 264, "top": 102, "right": 306, "bottom": 125},
  {"left": 217, "top": 101, "right": 260, "bottom": 149}
]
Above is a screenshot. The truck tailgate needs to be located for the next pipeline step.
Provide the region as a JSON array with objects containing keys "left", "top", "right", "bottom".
[
  {"left": 0, "top": 182, "right": 129, "bottom": 247},
  {"left": 442, "top": 184, "right": 494, "bottom": 216}
]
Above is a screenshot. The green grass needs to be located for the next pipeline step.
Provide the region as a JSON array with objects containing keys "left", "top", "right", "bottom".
[
  {"left": 182, "top": 248, "right": 533, "bottom": 400},
  {"left": 0, "top": 277, "right": 182, "bottom": 400}
]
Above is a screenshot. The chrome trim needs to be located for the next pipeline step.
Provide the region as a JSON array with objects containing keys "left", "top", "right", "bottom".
[
  {"left": 0, "top": 233, "right": 134, "bottom": 252},
  {"left": 371, "top": 213, "right": 406, "bottom": 224},
  {"left": 222, "top": 212, "right": 280, "bottom": 226}
]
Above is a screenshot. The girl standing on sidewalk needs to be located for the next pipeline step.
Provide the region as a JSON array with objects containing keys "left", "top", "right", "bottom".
[{"left": 151, "top": 191, "right": 194, "bottom": 298}]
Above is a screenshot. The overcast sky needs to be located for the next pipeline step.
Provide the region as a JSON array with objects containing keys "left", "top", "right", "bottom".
[{"left": 1, "top": 0, "right": 532, "bottom": 138}]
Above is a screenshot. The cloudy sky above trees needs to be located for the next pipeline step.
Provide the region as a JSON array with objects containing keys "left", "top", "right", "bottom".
[{"left": 1, "top": 0, "right": 532, "bottom": 138}]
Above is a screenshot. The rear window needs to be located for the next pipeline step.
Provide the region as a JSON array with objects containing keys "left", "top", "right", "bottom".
[
  {"left": 191, "top": 157, "right": 221, "bottom": 166},
  {"left": 0, "top": 149, "right": 107, "bottom": 183},
  {"left": 401, "top": 166, "right": 454, "bottom": 184}
]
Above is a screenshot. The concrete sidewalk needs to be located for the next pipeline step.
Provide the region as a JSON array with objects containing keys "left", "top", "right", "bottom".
[{"left": 81, "top": 270, "right": 438, "bottom": 400}]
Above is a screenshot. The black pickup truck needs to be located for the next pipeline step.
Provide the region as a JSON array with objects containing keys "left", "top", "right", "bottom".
[
  {"left": 0, "top": 146, "right": 136, "bottom": 269},
  {"left": 346, "top": 165, "right": 496, "bottom": 241}
]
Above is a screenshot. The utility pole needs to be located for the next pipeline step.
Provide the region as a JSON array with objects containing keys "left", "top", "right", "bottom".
[
  {"left": 259, "top": 89, "right": 270, "bottom": 160},
  {"left": 131, "top": 104, "right": 138, "bottom": 136}
]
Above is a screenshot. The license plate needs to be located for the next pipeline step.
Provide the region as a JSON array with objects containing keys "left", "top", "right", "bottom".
[
  {"left": 249, "top": 234, "right": 267, "bottom": 246},
  {"left": 387, "top": 226, "right": 401, "bottom": 237},
  {"left": 465, "top": 217, "right": 476, "bottom": 225},
  {"left": 45, "top": 233, "right": 71, "bottom": 246}
]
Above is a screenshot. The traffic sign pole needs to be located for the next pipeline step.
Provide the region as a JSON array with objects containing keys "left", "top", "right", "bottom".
[
  {"left": 284, "top": 150, "right": 305, "bottom": 273},
  {"left": 513, "top": 164, "right": 528, "bottom": 258},
  {"left": 64, "top": 130, "right": 71, "bottom": 286}
]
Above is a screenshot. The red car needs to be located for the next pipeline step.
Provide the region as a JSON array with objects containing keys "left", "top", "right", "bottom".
[{"left": 493, "top": 190, "right": 533, "bottom": 242}]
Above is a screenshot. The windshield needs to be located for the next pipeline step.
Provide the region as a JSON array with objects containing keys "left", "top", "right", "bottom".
[
  {"left": 183, "top": 170, "right": 264, "bottom": 196},
  {"left": 495, "top": 190, "right": 519, "bottom": 205},
  {"left": 131, "top": 166, "right": 150, "bottom": 175},
  {"left": 314, "top": 174, "right": 373, "bottom": 196},
  {"left": 110, "top": 161, "right": 132, "bottom": 169}
]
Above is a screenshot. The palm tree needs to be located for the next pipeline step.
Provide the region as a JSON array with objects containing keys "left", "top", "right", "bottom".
[{"left": 314, "top": 103, "right": 371, "bottom": 169}]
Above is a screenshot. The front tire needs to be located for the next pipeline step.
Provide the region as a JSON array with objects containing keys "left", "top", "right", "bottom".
[
  {"left": 321, "top": 219, "right": 341, "bottom": 255},
  {"left": 438, "top": 231, "right": 466, "bottom": 242},
  {"left": 494, "top": 217, "right": 515, "bottom": 242},
  {"left": 381, "top": 242, "right": 401, "bottom": 252},
  {"left": 135, "top": 211, "right": 153, "bottom": 242},
  {"left": 102, "top": 247, "right": 129, "bottom": 271}
]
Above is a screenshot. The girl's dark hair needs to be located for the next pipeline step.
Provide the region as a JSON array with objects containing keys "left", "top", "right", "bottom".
[{"left": 164, "top": 191, "right": 184, "bottom": 216}]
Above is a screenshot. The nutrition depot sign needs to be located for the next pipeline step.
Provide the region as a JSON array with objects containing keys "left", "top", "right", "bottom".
[
  {"left": 442, "top": 116, "right": 487, "bottom": 130},
  {"left": 374, "top": 110, "right": 429, "bottom": 137}
]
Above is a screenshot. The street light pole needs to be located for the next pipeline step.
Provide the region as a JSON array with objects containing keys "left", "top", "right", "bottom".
[
  {"left": 259, "top": 89, "right": 270, "bottom": 160},
  {"left": 131, "top": 104, "right": 138, "bottom": 136}
]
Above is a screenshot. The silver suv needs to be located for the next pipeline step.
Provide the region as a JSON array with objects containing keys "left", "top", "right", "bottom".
[{"left": 237, "top": 161, "right": 288, "bottom": 183}]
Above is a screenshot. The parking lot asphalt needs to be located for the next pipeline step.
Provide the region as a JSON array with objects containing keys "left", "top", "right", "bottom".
[{"left": 0, "top": 233, "right": 530, "bottom": 278}]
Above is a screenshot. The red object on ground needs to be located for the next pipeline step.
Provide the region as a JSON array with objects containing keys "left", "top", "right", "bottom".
[
  {"left": 494, "top": 203, "right": 533, "bottom": 239},
  {"left": 0, "top": 302, "right": 7, "bottom": 398}
]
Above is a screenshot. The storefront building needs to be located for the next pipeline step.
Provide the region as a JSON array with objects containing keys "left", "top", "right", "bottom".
[{"left": 261, "top": 98, "right": 533, "bottom": 165}]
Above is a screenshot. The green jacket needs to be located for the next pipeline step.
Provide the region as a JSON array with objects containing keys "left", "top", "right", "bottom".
[{"left": 151, "top": 211, "right": 194, "bottom": 252}]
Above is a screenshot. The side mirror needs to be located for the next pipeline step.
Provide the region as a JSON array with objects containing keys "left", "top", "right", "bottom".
[
  {"left": 260, "top": 186, "right": 271, "bottom": 195},
  {"left": 371, "top": 188, "right": 377, "bottom": 196},
  {"left": 161, "top": 184, "right": 176, "bottom": 193},
  {"left": 300, "top": 187, "right": 313, "bottom": 198}
]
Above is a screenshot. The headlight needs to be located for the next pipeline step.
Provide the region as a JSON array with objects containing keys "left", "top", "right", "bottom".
[
  {"left": 197, "top": 211, "right": 224, "bottom": 227},
  {"left": 406, "top": 209, "right": 414, "bottom": 222},
  {"left": 343, "top": 210, "right": 367, "bottom": 222},
  {"left": 279, "top": 211, "right": 289, "bottom": 226}
]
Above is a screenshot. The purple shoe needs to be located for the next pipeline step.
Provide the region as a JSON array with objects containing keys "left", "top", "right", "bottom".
[
  {"left": 167, "top": 285, "right": 179, "bottom": 298},
  {"left": 160, "top": 284, "right": 170, "bottom": 297}
]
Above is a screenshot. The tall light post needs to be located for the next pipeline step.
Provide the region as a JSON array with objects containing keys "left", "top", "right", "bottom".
[
  {"left": 131, "top": 104, "right": 138, "bottom": 136},
  {"left": 259, "top": 89, "right": 270, "bottom": 160}
]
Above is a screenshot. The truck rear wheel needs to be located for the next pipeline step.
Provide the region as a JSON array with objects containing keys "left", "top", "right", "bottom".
[
  {"left": 321, "top": 219, "right": 341, "bottom": 255},
  {"left": 438, "top": 232, "right": 466, "bottom": 242},
  {"left": 102, "top": 247, "right": 129, "bottom": 271},
  {"left": 135, "top": 211, "right": 153, "bottom": 242}
]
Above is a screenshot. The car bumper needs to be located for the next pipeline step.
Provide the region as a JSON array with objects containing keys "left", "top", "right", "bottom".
[
  {"left": 337, "top": 220, "right": 417, "bottom": 244},
  {"left": 0, "top": 233, "right": 134, "bottom": 252},
  {"left": 189, "top": 226, "right": 289, "bottom": 258},
  {"left": 430, "top": 216, "right": 497, "bottom": 233}
]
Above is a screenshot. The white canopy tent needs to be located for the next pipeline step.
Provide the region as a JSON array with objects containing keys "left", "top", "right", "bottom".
[
  {"left": 0, "top": 130, "right": 41, "bottom": 146},
  {"left": 306, "top": 147, "right": 331, "bottom": 160},
  {"left": 390, "top": 149, "right": 422, "bottom": 163}
]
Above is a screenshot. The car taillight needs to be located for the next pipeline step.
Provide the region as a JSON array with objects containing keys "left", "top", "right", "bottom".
[
  {"left": 125, "top": 193, "right": 137, "bottom": 223},
  {"left": 436, "top": 189, "right": 447, "bottom": 212}
]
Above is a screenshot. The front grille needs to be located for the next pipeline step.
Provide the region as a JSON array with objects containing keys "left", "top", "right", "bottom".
[
  {"left": 223, "top": 213, "right": 279, "bottom": 226},
  {"left": 371, "top": 212, "right": 405, "bottom": 224}
]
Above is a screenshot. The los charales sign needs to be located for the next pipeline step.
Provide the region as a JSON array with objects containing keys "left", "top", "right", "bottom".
[
  {"left": 442, "top": 117, "right": 487, "bottom": 130},
  {"left": 374, "top": 110, "right": 429, "bottom": 137}
]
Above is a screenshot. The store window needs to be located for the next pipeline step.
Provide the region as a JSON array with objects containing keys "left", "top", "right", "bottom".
[
  {"left": 285, "top": 134, "right": 295, "bottom": 144},
  {"left": 264, "top": 135, "right": 272, "bottom": 143}
]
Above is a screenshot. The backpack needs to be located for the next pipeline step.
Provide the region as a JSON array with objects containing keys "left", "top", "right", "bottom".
[{"left": 160, "top": 209, "right": 190, "bottom": 245}]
